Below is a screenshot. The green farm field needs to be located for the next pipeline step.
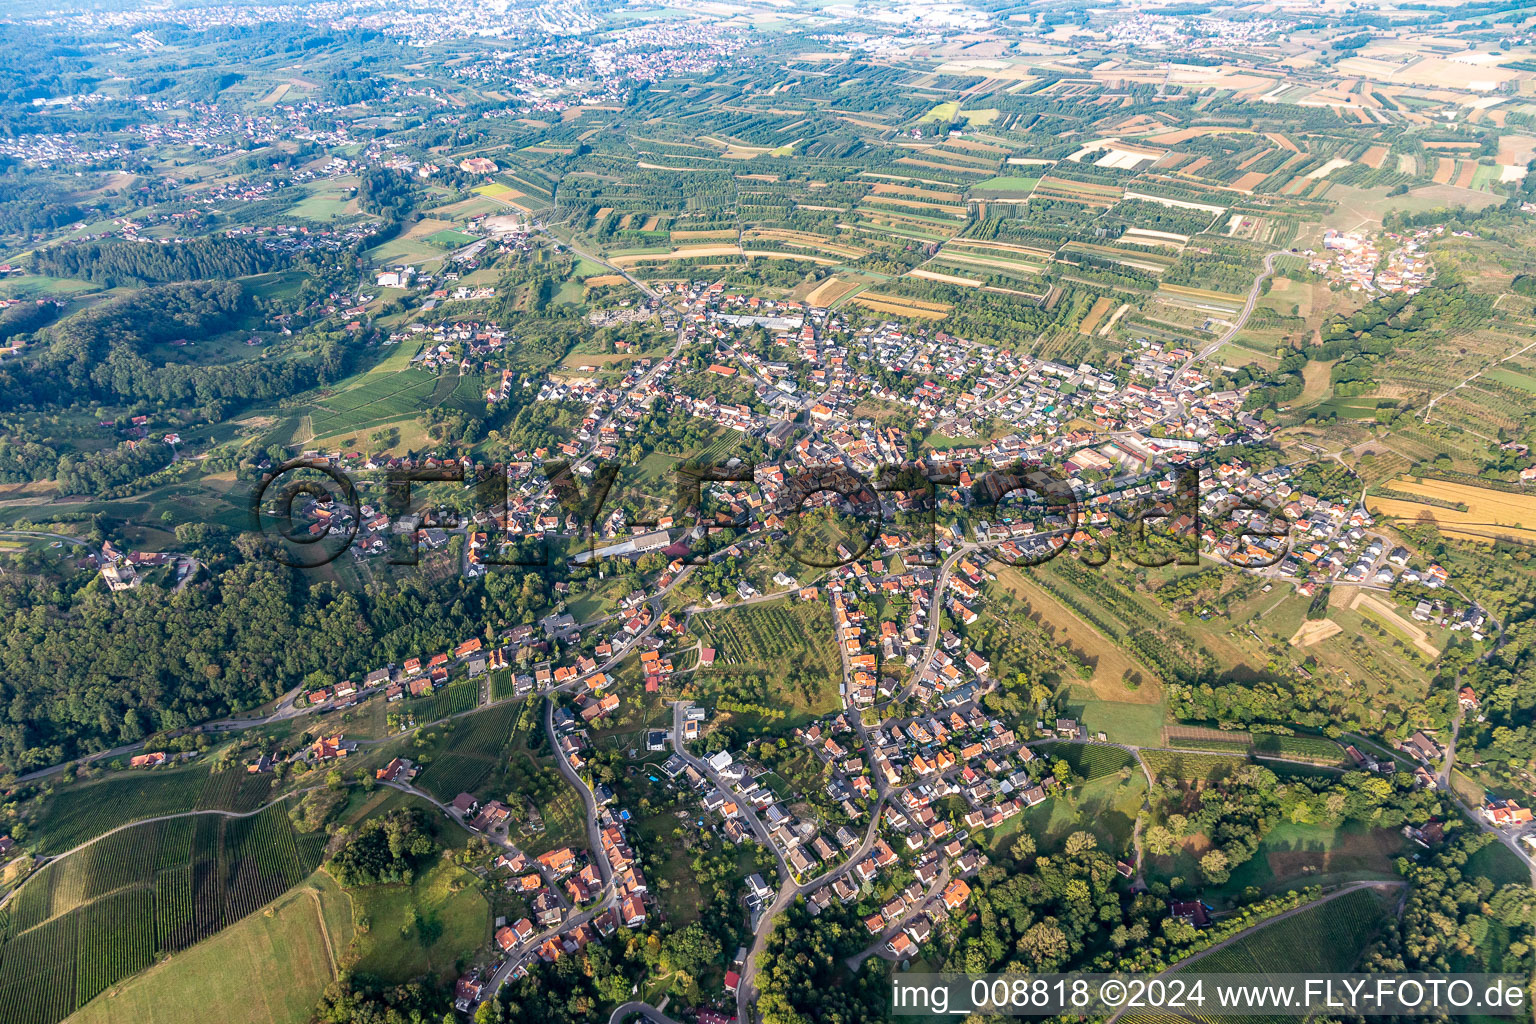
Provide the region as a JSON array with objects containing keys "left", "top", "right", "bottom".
[
  {"left": 349, "top": 860, "right": 490, "bottom": 986},
  {"left": 0, "top": 804, "right": 326, "bottom": 1024},
  {"left": 65, "top": 870, "right": 351, "bottom": 1024}
]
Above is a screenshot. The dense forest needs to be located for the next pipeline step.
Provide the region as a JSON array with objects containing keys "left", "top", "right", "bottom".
[
  {"left": 30, "top": 235, "right": 288, "bottom": 287},
  {"left": 0, "top": 562, "right": 553, "bottom": 770},
  {"left": 1, "top": 281, "right": 345, "bottom": 424}
]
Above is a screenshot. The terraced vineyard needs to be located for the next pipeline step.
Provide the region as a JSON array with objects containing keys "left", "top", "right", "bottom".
[
  {"left": 1122, "top": 888, "right": 1389, "bottom": 1024},
  {"left": 34, "top": 767, "right": 280, "bottom": 856},
  {"left": 0, "top": 802, "right": 324, "bottom": 1024},
  {"left": 1036, "top": 741, "right": 1137, "bottom": 782},
  {"left": 415, "top": 701, "right": 523, "bottom": 801}
]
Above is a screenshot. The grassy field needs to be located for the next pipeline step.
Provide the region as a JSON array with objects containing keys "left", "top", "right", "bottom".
[
  {"left": 1465, "top": 839, "right": 1533, "bottom": 888},
  {"left": 1224, "top": 820, "right": 1403, "bottom": 894},
  {"left": 989, "top": 772, "right": 1144, "bottom": 861},
  {"left": 1065, "top": 697, "right": 1168, "bottom": 748},
  {"left": 692, "top": 599, "right": 842, "bottom": 725},
  {"left": 990, "top": 565, "right": 1163, "bottom": 703},
  {"left": 65, "top": 871, "right": 350, "bottom": 1024},
  {"left": 349, "top": 860, "right": 490, "bottom": 986}
]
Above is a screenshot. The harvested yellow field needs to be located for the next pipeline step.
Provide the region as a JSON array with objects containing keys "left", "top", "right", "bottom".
[
  {"left": 852, "top": 293, "right": 952, "bottom": 319},
  {"left": 908, "top": 267, "right": 981, "bottom": 287},
  {"left": 670, "top": 229, "right": 737, "bottom": 241},
  {"left": 1497, "top": 135, "right": 1536, "bottom": 165},
  {"left": 742, "top": 229, "right": 867, "bottom": 258},
  {"left": 1368, "top": 478, "right": 1536, "bottom": 546},
  {"left": 609, "top": 245, "right": 743, "bottom": 266},
  {"left": 806, "top": 276, "right": 861, "bottom": 307},
  {"left": 1078, "top": 295, "right": 1114, "bottom": 336},
  {"left": 1159, "top": 282, "right": 1243, "bottom": 305},
  {"left": 1289, "top": 618, "right": 1342, "bottom": 647},
  {"left": 584, "top": 274, "right": 627, "bottom": 287}
]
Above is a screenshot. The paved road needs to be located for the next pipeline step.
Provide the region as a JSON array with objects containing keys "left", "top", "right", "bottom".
[
  {"left": 844, "top": 863, "right": 950, "bottom": 972},
  {"left": 1194, "top": 250, "right": 1289, "bottom": 364},
  {"left": 607, "top": 1001, "right": 683, "bottom": 1024},
  {"left": 0, "top": 529, "right": 89, "bottom": 547},
  {"left": 668, "top": 702, "right": 790, "bottom": 880},
  {"left": 669, "top": 700, "right": 796, "bottom": 1023},
  {"left": 545, "top": 694, "right": 615, "bottom": 888}
]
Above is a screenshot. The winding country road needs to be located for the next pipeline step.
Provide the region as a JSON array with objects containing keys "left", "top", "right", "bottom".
[
  {"left": 607, "top": 1000, "right": 683, "bottom": 1024},
  {"left": 545, "top": 694, "right": 615, "bottom": 888},
  {"left": 1193, "top": 249, "right": 1291, "bottom": 365}
]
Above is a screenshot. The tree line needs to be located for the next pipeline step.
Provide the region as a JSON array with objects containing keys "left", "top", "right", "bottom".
[{"left": 30, "top": 235, "right": 288, "bottom": 288}]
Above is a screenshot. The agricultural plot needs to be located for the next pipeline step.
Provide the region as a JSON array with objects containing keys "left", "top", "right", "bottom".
[
  {"left": 693, "top": 600, "right": 841, "bottom": 723},
  {"left": 1140, "top": 749, "right": 1248, "bottom": 783},
  {"left": 0, "top": 803, "right": 323, "bottom": 1024},
  {"left": 413, "top": 701, "right": 522, "bottom": 802},
  {"left": 35, "top": 767, "right": 279, "bottom": 855},
  {"left": 1034, "top": 742, "right": 1135, "bottom": 782},
  {"left": 66, "top": 872, "right": 350, "bottom": 1024},
  {"left": 306, "top": 370, "right": 445, "bottom": 438},
  {"left": 1367, "top": 476, "right": 1536, "bottom": 546},
  {"left": 400, "top": 678, "right": 483, "bottom": 727},
  {"left": 850, "top": 292, "right": 951, "bottom": 320},
  {"left": 1250, "top": 734, "right": 1348, "bottom": 764},
  {"left": 1170, "top": 886, "right": 1388, "bottom": 997},
  {"left": 984, "top": 565, "right": 1160, "bottom": 702},
  {"left": 365, "top": 218, "right": 459, "bottom": 266},
  {"left": 937, "top": 238, "right": 1052, "bottom": 278},
  {"left": 1225, "top": 820, "right": 1402, "bottom": 894}
]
